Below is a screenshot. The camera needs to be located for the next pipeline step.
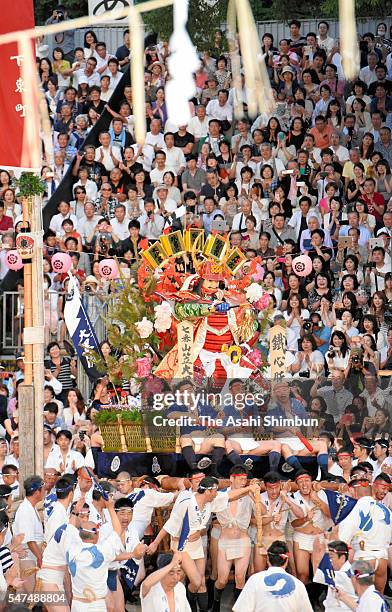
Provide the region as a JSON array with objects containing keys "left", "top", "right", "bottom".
[
  {"left": 84, "top": 284, "right": 93, "bottom": 292},
  {"left": 320, "top": 171, "right": 328, "bottom": 179},
  {"left": 56, "top": 10, "right": 64, "bottom": 21},
  {"left": 303, "top": 319, "right": 313, "bottom": 332},
  {"left": 298, "top": 370, "right": 310, "bottom": 378},
  {"left": 327, "top": 347, "right": 335, "bottom": 359},
  {"left": 79, "top": 431, "right": 85, "bottom": 440},
  {"left": 147, "top": 210, "right": 153, "bottom": 218},
  {"left": 351, "top": 347, "right": 364, "bottom": 368}
]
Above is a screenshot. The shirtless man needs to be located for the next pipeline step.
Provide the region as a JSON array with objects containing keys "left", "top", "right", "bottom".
[
  {"left": 257, "top": 471, "right": 304, "bottom": 573},
  {"left": 290, "top": 470, "right": 332, "bottom": 585},
  {"left": 212, "top": 465, "right": 255, "bottom": 610}
]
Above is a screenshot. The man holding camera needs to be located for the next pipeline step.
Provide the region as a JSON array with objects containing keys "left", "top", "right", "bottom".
[
  {"left": 138, "top": 199, "right": 165, "bottom": 241},
  {"left": 45, "top": 5, "right": 75, "bottom": 63}
]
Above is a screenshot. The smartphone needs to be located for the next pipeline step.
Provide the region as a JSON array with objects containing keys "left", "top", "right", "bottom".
[
  {"left": 282, "top": 169, "right": 294, "bottom": 176},
  {"left": 296, "top": 181, "right": 306, "bottom": 187},
  {"left": 369, "top": 237, "right": 384, "bottom": 250},
  {"left": 338, "top": 236, "right": 353, "bottom": 248},
  {"left": 278, "top": 131, "right": 285, "bottom": 141}
]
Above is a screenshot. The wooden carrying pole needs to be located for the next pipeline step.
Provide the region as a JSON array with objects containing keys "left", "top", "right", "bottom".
[{"left": 253, "top": 486, "right": 263, "bottom": 553}]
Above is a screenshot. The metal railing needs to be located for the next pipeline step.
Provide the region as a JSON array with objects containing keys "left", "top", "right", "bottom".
[{"left": 0, "top": 290, "right": 110, "bottom": 356}]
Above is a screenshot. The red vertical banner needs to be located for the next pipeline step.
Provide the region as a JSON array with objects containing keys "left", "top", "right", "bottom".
[{"left": 0, "top": 0, "right": 35, "bottom": 169}]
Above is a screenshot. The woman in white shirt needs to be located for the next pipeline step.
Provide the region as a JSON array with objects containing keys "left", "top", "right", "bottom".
[
  {"left": 63, "top": 389, "right": 87, "bottom": 427},
  {"left": 292, "top": 335, "right": 324, "bottom": 379},
  {"left": 326, "top": 330, "right": 351, "bottom": 373},
  {"left": 283, "top": 293, "right": 310, "bottom": 341}
]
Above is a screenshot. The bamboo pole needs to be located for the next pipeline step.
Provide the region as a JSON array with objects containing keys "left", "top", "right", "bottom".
[{"left": 21, "top": 196, "right": 33, "bottom": 386}]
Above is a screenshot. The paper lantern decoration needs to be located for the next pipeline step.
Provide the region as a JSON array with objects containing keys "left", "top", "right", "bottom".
[
  {"left": 51, "top": 252, "right": 72, "bottom": 274},
  {"left": 292, "top": 255, "right": 313, "bottom": 277},
  {"left": 5, "top": 250, "right": 23, "bottom": 271},
  {"left": 99, "top": 259, "right": 119, "bottom": 280}
]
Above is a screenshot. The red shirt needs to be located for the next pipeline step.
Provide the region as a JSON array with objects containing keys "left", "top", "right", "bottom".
[
  {"left": 309, "top": 125, "right": 333, "bottom": 149},
  {"left": 0, "top": 214, "right": 13, "bottom": 231},
  {"left": 360, "top": 192, "right": 385, "bottom": 222}
]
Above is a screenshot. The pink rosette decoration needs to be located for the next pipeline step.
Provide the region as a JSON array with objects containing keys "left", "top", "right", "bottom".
[
  {"left": 5, "top": 250, "right": 23, "bottom": 271},
  {"left": 136, "top": 357, "right": 152, "bottom": 378},
  {"left": 251, "top": 263, "right": 264, "bottom": 282},
  {"left": 98, "top": 258, "right": 119, "bottom": 280},
  {"left": 247, "top": 348, "right": 263, "bottom": 368},
  {"left": 51, "top": 252, "right": 72, "bottom": 274},
  {"left": 254, "top": 292, "right": 271, "bottom": 310}
]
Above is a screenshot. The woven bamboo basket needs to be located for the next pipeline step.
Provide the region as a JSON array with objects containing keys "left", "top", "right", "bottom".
[
  {"left": 122, "top": 423, "right": 149, "bottom": 452},
  {"left": 99, "top": 423, "right": 124, "bottom": 452}
]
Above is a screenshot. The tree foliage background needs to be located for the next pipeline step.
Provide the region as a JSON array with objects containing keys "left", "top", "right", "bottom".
[{"left": 35, "top": 0, "right": 392, "bottom": 39}]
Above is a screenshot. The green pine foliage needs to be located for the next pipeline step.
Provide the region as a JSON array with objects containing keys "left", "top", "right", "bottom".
[{"left": 90, "top": 275, "right": 160, "bottom": 384}]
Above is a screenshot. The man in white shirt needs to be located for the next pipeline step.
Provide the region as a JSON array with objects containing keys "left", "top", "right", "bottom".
[
  {"left": 187, "top": 104, "right": 210, "bottom": 142},
  {"left": 330, "top": 131, "right": 350, "bottom": 163},
  {"left": 336, "top": 560, "right": 388, "bottom": 611},
  {"left": 95, "top": 131, "right": 122, "bottom": 172},
  {"left": 73, "top": 56, "right": 101, "bottom": 88},
  {"left": 359, "top": 52, "right": 379, "bottom": 86},
  {"left": 45, "top": 430, "right": 85, "bottom": 475},
  {"left": 313, "top": 538, "right": 356, "bottom": 612},
  {"left": 138, "top": 199, "right": 165, "bottom": 240},
  {"left": 317, "top": 21, "right": 335, "bottom": 54},
  {"left": 141, "top": 552, "right": 190, "bottom": 611},
  {"left": 77, "top": 202, "right": 100, "bottom": 245},
  {"left": 111, "top": 204, "right": 130, "bottom": 240},
  {"left": 206, "top": 89, "right": 233, "bottom": 126},
  {"left": 257, "top": 143, "right": 285, "bottom": 179},
  {"left": 149, "top": 150, "right": 172, "bottom": 186},
  {"left": 64, "top": 496, "right": 123, "bottom": 611},
  {"left": 338, "top": 479, "right": 391, "bottom": 593},
  {"left": 145, "top": 118, "right": 165, "bottom": 152},
  {"left": 14, "top": 475, "right": 45, "bottom": 592},
  {"left": 365, "top": 246, "right": 389, "bottom": 293},
  {"left": 232, "top": 199, "right": 262, "bottom": 233},
  {"left": 163, "top": 132, "right": 186, "bottom": 175},
  {"left": 106, "top": 58, "right": 123, "bottom": 93},
  {"left": 49, "top": 201, "right": 78, "bottom": 236},
  {"left": 234, "top": 540, "right": 313, "bottom": 612},
  {"left": 93, "top": 41, "right": 115, "bottom": 74}
]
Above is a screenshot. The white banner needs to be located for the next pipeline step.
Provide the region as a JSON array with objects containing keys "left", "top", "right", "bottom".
[{"left": 88, "top": 0, "right": 133, "bottom": 24}]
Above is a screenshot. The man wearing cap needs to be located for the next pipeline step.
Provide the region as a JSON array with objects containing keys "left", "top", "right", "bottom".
[
  {"left": 14, "top": 476, "right": 45, "bottom": 592},
  {"left": 234, "top": 540, "right": 313, "bottom": 612},
  {"left": 336, "top": 559, "right": 388, "bottom": 611},
  {"left": 339, "top": 478, "right": 391, "bottom": 593},
  {"left": 148, "top": 476, "right": 260, "bottom": 612}
]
